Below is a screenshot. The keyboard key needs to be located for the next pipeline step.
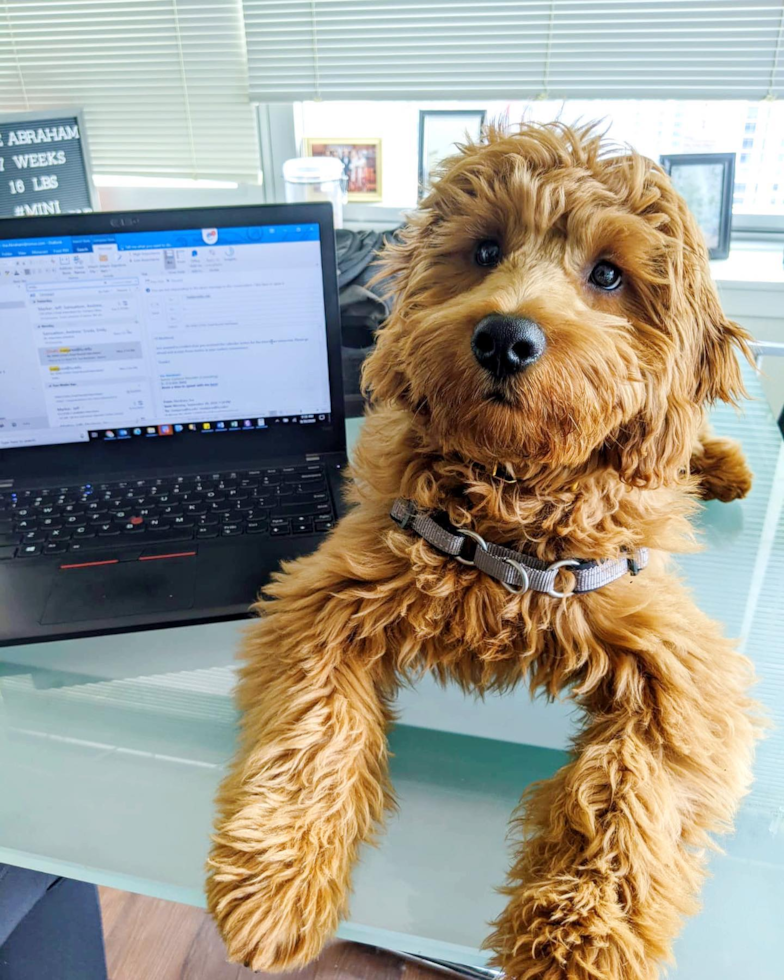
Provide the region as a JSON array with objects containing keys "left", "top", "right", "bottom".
[
  {"left": 22, "top": 531, "right": 46, "bottom": 543},
  {"left": 246, "top": 521, "right": 268, "bottom": 533},
  {"left": 48, "top": 528, "right": 72, "bottom": 540},
  {"left": 44, "top": 542, "right": 68, "bottom": 554},
  {"left": 0, "top": 534, "right": 21, "bottom": 546},
  {"left": 221, "top": 524, "right": 244, "bottom": 536},
  {"left": 17, "top": 544, "right": 41, "bottom": 557},
  {"left": 283, "top": 471, "right": 322, "bottom": 484},
  {"left": 315, "top": 519, "right": 335, "bottom": 532},
  {"left": 277, "top": 501, "right": 332, "bottom": 518},
  {"left": 71, "top": 526, "right": 97, "bottom": 539},
  {"left": 0, "top": 546, "right": 16, "bottom": 561},
  {"left": 251, "top": 492, "right": 276, "bottom": 506},
  {"left": 195, "top": 526, "right": 219, "bottom": 539},
  {"left": 296, "top": 491, "right": 329, "bottom": 503},
  {"left": 293, "top": 522, "right": 315, "bottom": 534}
]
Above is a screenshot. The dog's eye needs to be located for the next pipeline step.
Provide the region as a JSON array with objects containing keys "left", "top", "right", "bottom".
[
  {"left": 589, "top": 260, "right": 623, "bottom": 291},
  {"left": 475, "top": 239, "right": 502, "bottom": 268}
]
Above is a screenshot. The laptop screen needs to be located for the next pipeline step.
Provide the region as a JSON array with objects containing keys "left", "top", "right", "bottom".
[{"left": 0, "top": 222, "right": 332, "bottom": 451}]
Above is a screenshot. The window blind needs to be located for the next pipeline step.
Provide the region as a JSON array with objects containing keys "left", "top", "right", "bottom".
[
  {"left": 243, "top": 0, "right": 784, "bottom": 102},
  {"left": 0, "top": 0, "right": 260, "bottom": 182}
]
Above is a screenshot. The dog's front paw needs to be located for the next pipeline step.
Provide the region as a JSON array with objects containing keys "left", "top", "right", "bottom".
[
  {"left": 207, "top": 828, "right": 348, "bottom": 972},
  {"left": 691, "top": 435, "right": 753, "bottom": 502},
  {"left": 487, "top": 879, "right": 654, "bottom": 980}
]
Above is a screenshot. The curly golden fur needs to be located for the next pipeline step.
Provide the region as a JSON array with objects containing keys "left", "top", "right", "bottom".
[{"left": 207, "top": 123, "right": 761, "bottom": 979}]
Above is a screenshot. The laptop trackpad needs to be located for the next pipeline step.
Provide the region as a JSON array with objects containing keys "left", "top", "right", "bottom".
[{"left": 41, "top": 560, "right": 197, "bottom": 625}]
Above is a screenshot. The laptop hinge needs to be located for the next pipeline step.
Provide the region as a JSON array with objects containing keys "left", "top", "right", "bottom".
[
  {"left": 0, "top": 479, "right": 13, "bottom": 489},
  {"left": 305, "top": 453, "right": 322, "bottom": 461}
]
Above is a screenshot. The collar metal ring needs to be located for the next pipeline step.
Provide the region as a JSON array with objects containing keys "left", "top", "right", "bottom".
[
  {"left": 546, "top": 558, "right": 580, "bottom": 598},
  {"left": 501, "top": 557, "right": 530, "bottom": 595},
  {"left": 455, "top": 528, "right": 488, "bottom": 566}
]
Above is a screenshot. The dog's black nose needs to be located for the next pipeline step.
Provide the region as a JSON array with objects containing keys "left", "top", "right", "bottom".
[{"left": 471, "top": 315, "right": 546, "bottom": 378}]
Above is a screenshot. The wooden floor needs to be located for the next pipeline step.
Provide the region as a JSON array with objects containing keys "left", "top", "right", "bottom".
[{"left": 99, "top": 887, "right": 446, "bottom": 980}]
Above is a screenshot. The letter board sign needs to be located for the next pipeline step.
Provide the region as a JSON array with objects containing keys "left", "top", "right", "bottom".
[{"left": 0, "top": 110, "right": 97, "bottom": 219}]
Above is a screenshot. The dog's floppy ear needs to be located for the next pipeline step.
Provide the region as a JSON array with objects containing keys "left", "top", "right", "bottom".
[
  {"left": 361, "top": 219, "right": 428, "bottom": 407},
  {"left": 360, "top": 316, "right": 410, "bottom": 406},
  {"left": 609, "top": 174, "right": 752, "bottom": 489},
  {"left": 691, "top": 289, "right": 752, "bottom": 407},
  {"left": 677, "top": 188, "right": 752, "bottom": 407}
]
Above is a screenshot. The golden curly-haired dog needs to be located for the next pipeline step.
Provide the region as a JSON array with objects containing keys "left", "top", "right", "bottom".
[{"left": 207, "top": 123, "right": 761, "bottom": 979}]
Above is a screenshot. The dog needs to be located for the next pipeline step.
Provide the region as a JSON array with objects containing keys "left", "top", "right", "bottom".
[{"left": 207, "top": 123, "right": 761, "bottom": 979}]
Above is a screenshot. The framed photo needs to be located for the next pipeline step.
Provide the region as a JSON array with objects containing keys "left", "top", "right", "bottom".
[
  {"left": 419, "top": 109, "right": 486, "bottom": 199},
  {"left": 659, "top": 153, "right": 735, "bottom": 260},
  {"left": 303, "top": 138, "right": 382, "bottom": 202}
]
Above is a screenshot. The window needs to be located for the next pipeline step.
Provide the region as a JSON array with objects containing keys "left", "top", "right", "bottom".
[
  {"left": 298, "top": 99, "right": 784, "bottom": 218},
  {"left": 745, "top": 123, "right": 757, "bottom": 134},
  {"left": 0, "top": 0, "right": 260, "bottom": 184}
]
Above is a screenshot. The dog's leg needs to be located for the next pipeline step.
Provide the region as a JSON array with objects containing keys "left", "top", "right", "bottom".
[
  {"left": 690, "top": 421, "right": 752, "bottom": 501},
  {"left": 487, "top": 592, "right": 758, "bottom": 980},
  {"left": 206, "top": 525, "right": 396, "bottom": 972}
]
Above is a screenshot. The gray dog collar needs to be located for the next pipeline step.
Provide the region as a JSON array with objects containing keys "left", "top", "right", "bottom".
[{"left": 390, "top": 498, "right": 648, "bottom": 597}]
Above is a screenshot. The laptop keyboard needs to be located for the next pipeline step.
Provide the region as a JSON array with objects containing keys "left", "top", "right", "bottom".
[{"left": 0, "top": 465, "right": 336, "bottom": 561}]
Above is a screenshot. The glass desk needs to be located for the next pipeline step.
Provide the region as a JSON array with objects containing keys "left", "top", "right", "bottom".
[{"left": 0, "top": 369, "right": 782, "bottom": 975}]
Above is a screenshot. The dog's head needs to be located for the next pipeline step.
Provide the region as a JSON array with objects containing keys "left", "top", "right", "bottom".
[{"left": 363, "top": 123, "right": 750, "bottom": 488}]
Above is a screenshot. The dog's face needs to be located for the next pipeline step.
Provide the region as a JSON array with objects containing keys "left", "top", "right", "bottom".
[{"left": 364, "top": 124, "right": 749, "bottom": 487}]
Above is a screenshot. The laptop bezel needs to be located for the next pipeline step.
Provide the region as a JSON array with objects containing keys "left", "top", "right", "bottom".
[{"left": 0, "top": 202, "right": 346, "bottom": 485}]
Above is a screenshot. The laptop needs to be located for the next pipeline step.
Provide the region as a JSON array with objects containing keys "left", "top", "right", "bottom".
[{"left": 0, "top": 203, "right": 347, "bottom": 646}]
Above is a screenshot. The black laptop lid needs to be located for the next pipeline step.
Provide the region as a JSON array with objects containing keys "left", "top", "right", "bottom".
[{"left": 0, "top": 203, "right": 346, "bottom": 485}]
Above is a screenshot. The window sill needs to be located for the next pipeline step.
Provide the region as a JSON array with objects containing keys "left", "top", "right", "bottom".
[{"left": 712, "top": 241, "right": 784, "bottom": 287}]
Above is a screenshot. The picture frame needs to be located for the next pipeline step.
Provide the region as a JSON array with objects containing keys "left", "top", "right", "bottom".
[
  {"left": 659, "top": 152, "right": 735, "bottom": 260},
  {"left": 303, "top": 138, "right": 382, "bottom": 202},
  {"left": 419, "top": 109, "right": 486, "bottom": 199}
]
